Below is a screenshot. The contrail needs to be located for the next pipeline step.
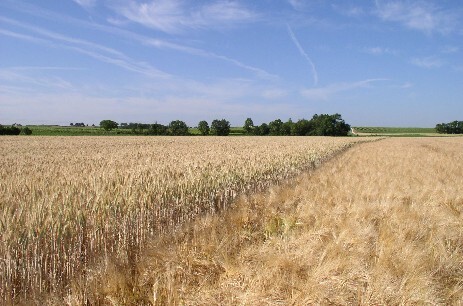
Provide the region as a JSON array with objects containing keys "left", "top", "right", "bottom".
[{"left": 287, "top": 24, "right": 318, "bottom": 86}]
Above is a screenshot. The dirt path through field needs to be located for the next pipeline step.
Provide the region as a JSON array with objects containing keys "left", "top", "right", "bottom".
[{"left": 64, "top": 138, "right": 463, "bottom": 305}]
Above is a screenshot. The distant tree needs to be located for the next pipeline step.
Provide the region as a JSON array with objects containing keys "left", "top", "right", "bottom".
[
  {"left": 146, "top": 123, "right": 168, "bottom": 135},
  {"left": 211, "top": 119, "right": 231, "bottom": 136},
  {"left": 309, "top": 113, "right": 350, "bottom": 136},
  {"left": 197, "top": 120, "right": 210, "bottom": 135},
  {"left": 282, "top": 119, "right": 293, "bottom": 136},
  {"left": 243, "top": 118, "right": 254, "bottom": 135},
  {"left": 12, "top": 125, "right": 21, "bottom": 135},
  {"left": 129, "top": 123, "right": 149, "bottom": 134},
  {"left": 70, "top": 123, "right": 74, "bottom": 126},
  {"left": 292, "top": 119, "right": 312, "bottom": 136},
  {"left": 0, "top": 124, "right": 21, "bottom": 135},
  {"left": 256, "top": 123, "right": 270, "bottom": 135},
  {"left": 99, "top": 120, "right": 118, "bottom": 131},
  {"left": 21, "top": 127, "right": 32, "bottom": 135},
  {"left": 436, "top": 123, "right": 445, "bottom": 134},
  {"left": 269, "top": 119, "right": 284, "bottom": 135},
  {"left": 131, "top": 123, "right": 143, "bottom": 134},
  {"left": 436, "top": 121, "right": 463, "bottom": 134},
  {"left": 169, "top": 120, "right": 189, "bottom": 136}
]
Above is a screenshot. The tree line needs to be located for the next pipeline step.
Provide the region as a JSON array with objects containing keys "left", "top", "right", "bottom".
[
  {"left": 242, "top": 114, "right": 350, "bottom": 136},
  {"left": 100, "top": 113, "right": 351, "bottom": 136},
  {"left": 435, "top": 121, "right": 463, "bottom": 134},
  {"left": 0, "top": 124, "right": 32, "bottom": 135},
  {"left": 110, "top": 119, "right": 231, "bottom": 136}
]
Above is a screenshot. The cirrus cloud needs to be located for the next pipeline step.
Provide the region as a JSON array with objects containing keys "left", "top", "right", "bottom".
[
  {"left": 375, "top": 0, "right": 458, "bottom": 34},
  {"left": 109, "top": 0, "right": 258, "bottom": 33},
  {"left": 410, "top": 56, "right": 444, "bottom": 68},
  {"left": 73, "top": 0, "right": 96, "bottom": 9},
  {"left": 301, "top": 79, "right": 388, "bottom": 101}
]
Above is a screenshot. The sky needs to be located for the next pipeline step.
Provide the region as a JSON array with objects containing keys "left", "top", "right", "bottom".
[{"left": 1, "top": 0, "right": 462, "bottom": 127}]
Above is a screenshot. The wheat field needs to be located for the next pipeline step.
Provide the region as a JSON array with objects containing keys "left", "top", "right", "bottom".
[
  {"left": 0, "top": 136, "right": 369, "bottom": 304},
  {"left": 64, "top": 137, "right": 462, "bottom": 305}
]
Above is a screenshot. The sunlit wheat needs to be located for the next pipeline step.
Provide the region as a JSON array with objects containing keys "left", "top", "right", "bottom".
[{"left": 0, "top": 136, "right": 369, "bottom": 302}]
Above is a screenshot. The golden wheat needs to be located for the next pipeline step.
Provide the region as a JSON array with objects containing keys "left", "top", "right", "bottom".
[
  {"left": 73, "top": 137, "right": 463, "bottom": 305},
  {"left": 0, "top": 136, "right": 370, "bottom": 303}
]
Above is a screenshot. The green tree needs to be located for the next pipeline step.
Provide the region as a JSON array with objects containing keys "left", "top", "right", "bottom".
[
  {"left": 269, "top": 119, "right": 284, "bottom": 135},
  {"left": 0, "top": 124, "right": 21, "bottom": 135},
  {"left": 169, "top": 120, "right": 189, "bottom": 136},
  {"left": 243, "top": 118, "right": 254, "bottom": 135},
  {"left": 211, "top": 119, "right": 231, "bottom": 136},
  {"left": 436, "top": 121, "right": 463, "bottom": 134},
  {"left": 131, "top": 123, "right": 149, "bottom": 134},
  {"left": 309, "top": 114, "right": 350, "bottom": 136},
  {"left": 292, "top": 119, "right": 312, "bottom": 136},
  {"left": 99, "top": 120, "right": 118, "bottom": 131},
  {"left": 282, "top": 119, "right": 293, "bottom": 136},
  {"left": 146, "top": 123, "right": 168, "bottom": 135},
  {"left": 435, "top": 123, "right": 446, "bottom": 134},
  {"left": 21, "top": 127, "right": 32, "bottom": 135},
  {"left": 256, "top": 123, "right": 270, "bottom": 135},
  {"left": 197, "top": 120, "right": 210, "bottom": 135}
]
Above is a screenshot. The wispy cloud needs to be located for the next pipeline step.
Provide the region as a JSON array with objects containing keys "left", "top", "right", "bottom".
[
  {"left": 0, "top": 28, "right": 47, "bottom": 44},
  {"left": 410, "top": 56, "right": 444, "bottom": 69},
  {"left": 287, "top": 25, "right": 318, "bottom": 86},
  {"left": 331, "top": 4, "right": 365, "bottom": 17},
  {"left": 363, "top": 46, "right": 398, "bottom": 56},
  {"left": 286, "top": 0, "right": 326, "bottom": 12},
  {"left": 261, "top": 88, "right": 288, "bottom": 99},
  {"left": 1, "top": 17, "right": 122, "bottom": 57},
  {"left": 146, "top": 38, "right": 278, "bottom": 80},
  {"left": 400, "top": 82, "right": 413, "bottom": 89},
  {"left": 0, "top": 67, "right": 75, "bottom": 91},
  {"left": 1, "top": 2, "right": 272, "bottom": 80},
  {"left": 287, "top": 0, "right": 305, "bottom": 10},
  {"left": 0, "top": 17, "right": 170, "bottom": 79},
  {"left": 6, "top": 66, "right": 85, "bottom": 71},
  {"left": 374, "top": 0, "right": 457, "bottom": 34},
  {"left": 73, "top": 0, "right": 96, "bottom": 9},
  {"left": 110, "top": 0, "right": 258, "bottom": 33},
  {"left": 301, "top": 79, "right": 387, "bottom": 100},
  {"left": 440, "top": 45, "right": 459, "bottom": 54}
]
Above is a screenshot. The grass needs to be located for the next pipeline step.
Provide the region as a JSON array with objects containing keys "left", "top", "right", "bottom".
[
  {"left": 353, "top": 126, "right": 437, "bottom": 136},
  {"left": 25, "top": 125, "right": 244, "bottom": 136},
  {"left": 26, "top": 125, "right": 132, "bottom": 136},
  {"left": 186, "top": 127, "right": 244, "bottom": 136}
]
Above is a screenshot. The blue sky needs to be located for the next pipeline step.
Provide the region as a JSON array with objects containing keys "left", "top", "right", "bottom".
[{"left": 1, "top": 0, "right": 462, "bottom": 127}]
